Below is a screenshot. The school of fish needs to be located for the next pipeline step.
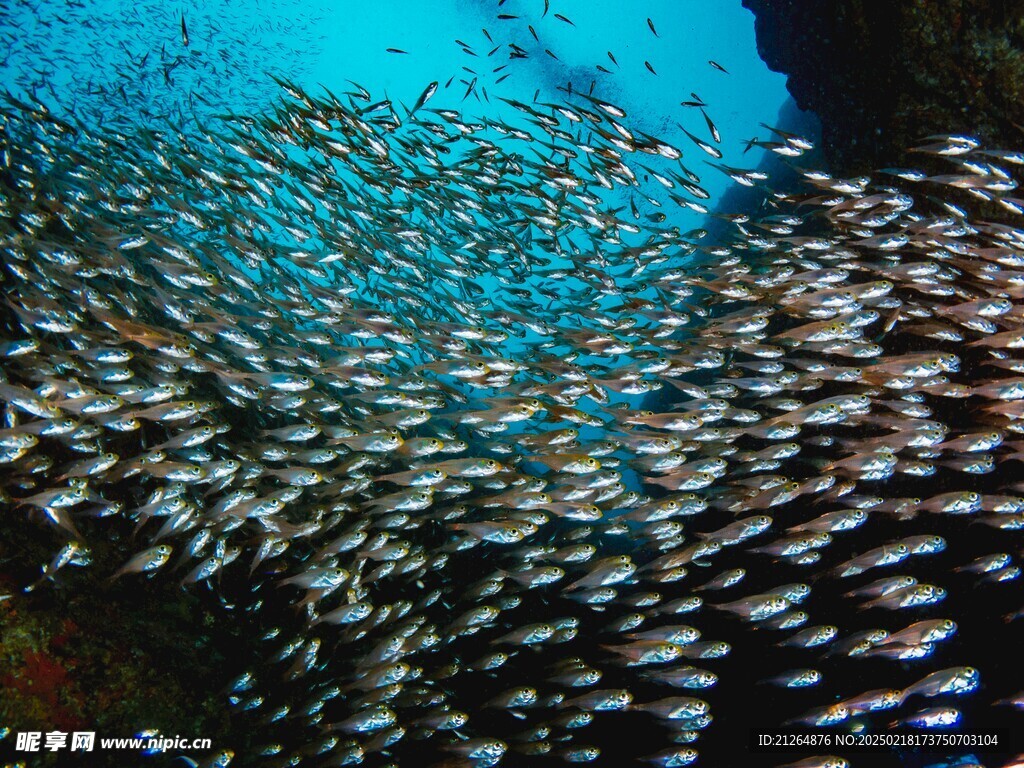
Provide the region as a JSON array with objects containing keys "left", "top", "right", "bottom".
[
  {"left": 2, "top": 0, "right": 328, "bottom": 132},
  {"left": 3, "top": 3, "right": 1024, "bottom": 768}
]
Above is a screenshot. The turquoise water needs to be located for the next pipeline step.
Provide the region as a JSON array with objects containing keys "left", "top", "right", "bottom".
[
  {"left": 3, "top": 0, "right": 791, "bottom": 230},
  {"left": 1, "top": 0, "right": 799, "bottom": 420},
  {"left": 2, "top": 0, "right": 798, "bottom": 383},
  {"left": 313, "top": 0, "right": 791, "bottom": 208}
]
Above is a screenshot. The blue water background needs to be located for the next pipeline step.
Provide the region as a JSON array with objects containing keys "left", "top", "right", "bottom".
[
  {"left": 2, "top": 0, "right": 805, "bottom": 479},
  {"left": 4, "top": 0, "right": 791, "bottom": 224}
]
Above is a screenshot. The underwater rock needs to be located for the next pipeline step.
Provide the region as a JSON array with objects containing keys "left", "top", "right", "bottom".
[
  {"left": 743, "top": 0, "right": 1024, "bottom": 173},
  {"left": 0, "top": 536, "right": 239, "bottom": 767}
]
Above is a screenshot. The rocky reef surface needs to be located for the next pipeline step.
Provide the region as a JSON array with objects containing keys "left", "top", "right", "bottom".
[
  {"left": 743, "top": 0, "right": 1024, "bottom": 173},
  {"left": 0, "top": 516, "right": 245, "bottom": 766}
]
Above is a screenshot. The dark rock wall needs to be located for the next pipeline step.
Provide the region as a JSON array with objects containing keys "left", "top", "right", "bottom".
[{"left": 743, "top": 0, "right": 1024, "bottom": 173}]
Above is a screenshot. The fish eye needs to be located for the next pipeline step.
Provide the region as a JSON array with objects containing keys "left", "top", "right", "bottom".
[
  {"left": 944, "top": 620, "right": 955, "bottom": 629},
  {"left": 186, "top": 401, "right": 197, "bottom": 408}
]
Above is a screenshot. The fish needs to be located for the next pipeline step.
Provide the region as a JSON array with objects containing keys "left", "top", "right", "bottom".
[
  {"left": 840, "top": 688, "right": 901, "bottom": 715},
  {"left": 678, "top": 124, "right": 723, "bottom": 158},
  {"left": 0, "top": 6, "right": 1020, "bottom": 761},
  {"left": 893, "top": 706, "right": 962, "bottom": 728},
  {"left": 699, "top": 108, "right": 721, "bottom": 143},
  {"left": 762, "top": 669, "right": 822, "bottom": 688},
  {"left": 898, "top": 667, "right": 980, "bottom": 703},
  {"left": 108, "top": 544, "right": 173, "bottom": 581},
  {"left": 407, "top": 80, "right": 438, "bottom": 118}
]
